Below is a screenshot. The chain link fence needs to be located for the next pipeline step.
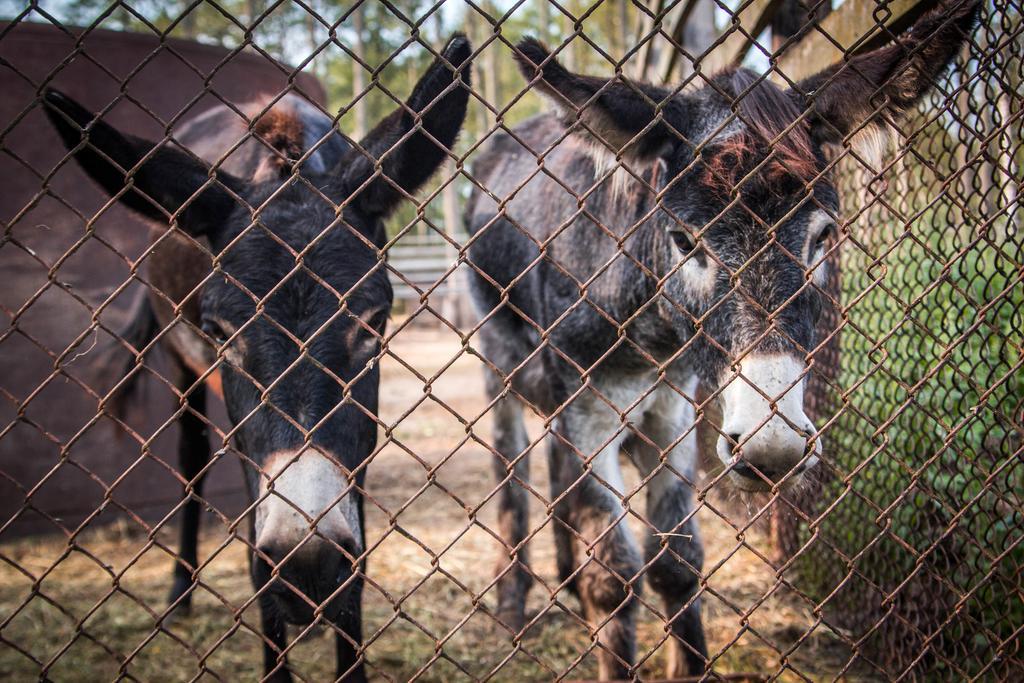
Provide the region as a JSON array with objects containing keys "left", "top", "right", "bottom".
[{"left": 0, "top": 0, "right": 1021, "bottom": 681}]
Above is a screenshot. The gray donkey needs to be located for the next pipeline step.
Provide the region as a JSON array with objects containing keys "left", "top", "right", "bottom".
[{"left": 465, "top": 2, "right": 978, "bottom": 678}]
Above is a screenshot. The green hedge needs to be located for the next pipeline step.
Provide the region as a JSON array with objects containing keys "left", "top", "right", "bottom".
[{"left": 796, "top": 201, "right": 1023, "bottom": 675}]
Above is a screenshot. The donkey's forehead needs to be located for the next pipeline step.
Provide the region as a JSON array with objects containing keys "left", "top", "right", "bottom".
[
  {"left": 208, "top": 257, "right": 384, "bottom": 339},
  {"left": 229, "top": 183, "right": 375, "bottom": 249},
  {"left": 219, "top": 212, "right": 379, "bottom": 296},
  {"left": 677, "top": 104, "right": 837, "bottom": 219},
  {"left": 699, "top": 206, "right": 833, "bottom": 253},
  {"left": 685, "top": 97, "right": 747, "bottom": 149}
]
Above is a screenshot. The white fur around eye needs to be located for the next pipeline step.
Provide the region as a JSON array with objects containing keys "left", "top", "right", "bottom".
[
  {"left": 221, "top": 343, "right": 245, "bottom": 367},
  {"left": 677, "top": 251, "right": 716, "bottom": 298},
  {"left": 204, "top": 319, "right": 245, "bottom": 366},
  {"left": 810, "top": 252, "right": 829, "bottom": 287},
  {"left": 806, "top": 211, "right": 835, "bottom": 287},
  {"left": 353, "top": 335, "right": 380, "bottom": 369},
  {"left": 344, "top": 306, "right": 388, "bottom": 370}
]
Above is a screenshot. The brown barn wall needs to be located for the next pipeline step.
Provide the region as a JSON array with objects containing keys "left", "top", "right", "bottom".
[{"left": 0, "top": 21, "right": 327, "bottom": 538}]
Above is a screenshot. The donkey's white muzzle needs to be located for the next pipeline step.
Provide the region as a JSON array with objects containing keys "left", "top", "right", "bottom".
[
  {"left": 254, "top": 448, "right": 360, "bottom": 573},
  {"left": 716, "top": 354, "right": 820, "bottom": 490}
]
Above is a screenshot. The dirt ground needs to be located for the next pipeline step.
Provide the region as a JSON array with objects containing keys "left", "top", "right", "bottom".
[{"left": 0, "top": 325, "right": 862, "bottom": 681}]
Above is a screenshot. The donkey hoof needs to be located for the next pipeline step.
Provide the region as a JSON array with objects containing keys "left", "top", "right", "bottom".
[
  {"left": 263, "top": 668, "right": 295, "bottom": 683},
  {"left": 162, "top": 600, "right": 193, "bottom": 627},
  {"left": 495, "top": 602, "right": 528, "bottom": 633},
  {"left": 164, "top": 585, "right": 195, "bottom": 623}
]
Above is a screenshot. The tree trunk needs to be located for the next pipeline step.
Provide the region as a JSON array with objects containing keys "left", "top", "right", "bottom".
[
  {"left": 435, "top": 12, "right": 465, "bottom": 327},
  {"left": 562, "top": 0, "right": 578, "bottom": 71},
  {"left": 178, "top": 3, "right": 198, "bottom": 39},
  {"left": 439, "top": 161, "right": 465, "bottom": 327},
  {"left": 685, "top": 1, "right": 716, "bottom": 67},
  {"left": 351, "top": 3, "right": 368, "bottom": 139},
  {"left": 606, "top": 0, "right": 625, "bottom": 65},
  {"left": 652, "top": 0, "right": 714, "bottom": 84},
  {"left": 306, "top": 1, "right": 318, "bottom": 78},
  {"left": 633, "top": 0, "right": 664, "bottom": 80},
  {"left": 955, "top": 44, "right": 977, "bottom": 218},
  {"left": 995, "top": 90, "right": 1020, "bottom": 239},
  {"left": 482, "top": 1, "right": 501, "bottom": 129},
  {"left": 617, "top": 0, "right": 629, "bottom": 65},
  {"left": 466, "top": 6, "right": 490, "bottom": 137},
  {"left": 537, "top": 0, "right": 551, "bottom": 44}
]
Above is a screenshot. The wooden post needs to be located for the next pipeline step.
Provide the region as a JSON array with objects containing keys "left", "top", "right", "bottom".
[
  {"left": 246, "top": 0, "right": 259, "bottom": 30},
  {"left": 955, "top": 44, "right": 977, "bottom": 222}
]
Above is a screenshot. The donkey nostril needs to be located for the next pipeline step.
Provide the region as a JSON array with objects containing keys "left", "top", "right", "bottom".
[
  {"left": 257, "top": 542, "right": 287, "bottom": 566},
  {"left": 726, "top": 433, "right": 743, "bottom": 455},
  {"left": 338, "top": 534, "right": 359, "bottom": 559},
  {"left": 732, "top": 461, "right": 760, "bottom": 480}
]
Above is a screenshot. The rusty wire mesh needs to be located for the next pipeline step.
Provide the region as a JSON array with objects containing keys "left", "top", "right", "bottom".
[
  {"left": 0, "top": 0, "right": 1021, "bottom": 681},
  {"left": 771, "top": 3, "right": 1024, "bottom": 677}
]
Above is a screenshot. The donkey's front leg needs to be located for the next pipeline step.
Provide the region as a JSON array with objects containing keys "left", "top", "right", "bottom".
[
  {"left": 643, "top": 484, "right": 705, "bottom": 676},
  {"left": 335, "top": 494, "right": 367, "bottom": 682},
  {"left": 546, "top": 430, "right": 578, "bottom": 598},
  {"left": 253, "top": 557, "right": 293, "bottom": 683},
  {"left": 631, "top": 384, "right": 707, "bottom": 676},
  {"left": 333, "top": 581, "right": 366, "bottom": 683},
  {"left": 486, "top": 370, "right": 534, "bottom": 631},
  {"left": 561, "top": 398, "right": 642, "bottom": 680},
  {"left": 168, "top": 366, "right": 210, "bottom": 615}
]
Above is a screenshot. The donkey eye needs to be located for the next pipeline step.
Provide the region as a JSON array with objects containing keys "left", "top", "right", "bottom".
[
  {"left": 202, "top": 319, "right": 230, "bottom": 346},
  {"left": 366, "top": 309, "right": 388, "bottom": 335},
  {"left": 668, "top": 229, "right": 696, "bottom": 255},
  {"left": 815, "top": 222, "right": 836, "bottom": 250}
]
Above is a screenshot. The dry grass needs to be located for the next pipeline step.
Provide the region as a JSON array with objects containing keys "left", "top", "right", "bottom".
[{"left": 0, "top": 325, "right": 862, "bottom": 681}]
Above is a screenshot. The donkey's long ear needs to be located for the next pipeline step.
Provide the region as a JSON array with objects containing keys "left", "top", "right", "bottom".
[
  {"left": 43, "top": 89, "right": 244, "bottom": 236},
  {"left": 791, "top": 0, "right": 979, "bottom": 165},
  {"left": 515, "top": 38, "right": 686, "bottom": 161},
  {"left": 341, "top": 34, "right": 472, "bottom": 218}
]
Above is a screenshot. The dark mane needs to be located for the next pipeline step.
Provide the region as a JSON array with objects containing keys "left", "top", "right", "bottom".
[
  {"left": 250, "top": 100, "right": 306, "bottom": 179},
  {"left": 701, "top": 68, "right": 819, "bottom": 195}
]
